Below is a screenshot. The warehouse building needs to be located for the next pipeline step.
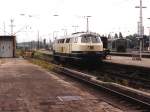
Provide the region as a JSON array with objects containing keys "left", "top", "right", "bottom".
[{"left": 0, "top": 36, "right": 16, "bottom": 58}]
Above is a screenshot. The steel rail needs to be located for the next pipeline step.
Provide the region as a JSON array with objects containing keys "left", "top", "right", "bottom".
[{"left": 55, "top": 66, "right": 150, "bottom": 109}]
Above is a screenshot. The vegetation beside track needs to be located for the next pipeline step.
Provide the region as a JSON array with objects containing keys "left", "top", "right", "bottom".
[
  {"left": 32, "top": 51, "right": 53, "bottom": 62},
  {"left": 17, "top": 50, "right": 56, "bottom": 71},
  {"left": 29, "top": 58, "right": 56, "bottom": 71},
  {"left": 24, "top": 50, "right": 150, "bottom": 92}
]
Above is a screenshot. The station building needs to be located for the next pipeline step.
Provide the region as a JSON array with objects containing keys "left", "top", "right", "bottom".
[{"left": 0, "top": 36, "right": 16, "bottom": 58}]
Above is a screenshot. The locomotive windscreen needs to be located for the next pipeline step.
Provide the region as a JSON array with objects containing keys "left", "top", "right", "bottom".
[{"left": 81, "top": 34, "right": 101, "bottom": 43}]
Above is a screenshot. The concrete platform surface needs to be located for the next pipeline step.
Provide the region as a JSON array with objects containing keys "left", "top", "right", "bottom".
[
  {"left": 104, "top": 56, "right": 150, "bottom": 68},
  {"left": 110, "top": 52, "right": 150, "bottom": 58},
  {"left": 0, "top": 58, "right": 122, "bottom": 112}
]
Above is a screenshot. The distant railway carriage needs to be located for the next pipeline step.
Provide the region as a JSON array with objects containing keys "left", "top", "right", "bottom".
[
  {"left": 53, "top": 32, "right": 107, "bottom": 61},
  {"left": 112, "top": 38, "right": 133, "bottom": 52}
]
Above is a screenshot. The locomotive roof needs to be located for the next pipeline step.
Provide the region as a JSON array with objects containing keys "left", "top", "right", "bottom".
[
  {"left": 56, "top": 32, "right": 100, "bottom": 40},
  {"left": 72, "top": 32, "right": 100, "bottom": 36},
  {"left": 54, "top": 32, "right": 101, "bottom": 41}
]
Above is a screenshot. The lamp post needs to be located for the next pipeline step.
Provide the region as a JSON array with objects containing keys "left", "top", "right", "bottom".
[
  {"left": 10, "top": 19, "right": 15, "bottom": 36},
  {"left": 135, "top": 0, "right": 146, "bottom": 60},
  {"left": 53, "top": 14, "right": 59, "bottom": 17},
  {"left": 19, "top": 13, "right": 34, "bottom": 28},
  {"left": 20, "top": 13, "right": 39, "bottom": 50},
  {"left": 19, "top": 13, "right": 34, "bottom": 35},
  {"left": 52, "top": 14, "right": 59, "bottom": 40},
  {"left": 3, "top": 22, "right": 6, "bottom": 35}
]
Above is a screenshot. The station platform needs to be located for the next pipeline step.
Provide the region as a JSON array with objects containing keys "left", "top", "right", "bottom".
[
  {"left": 110, "top": 52, "right": 150, "bottom": 58},
  {"left": 104, "top": 55, "right": 150, "bottom": 69},
  {"left": 0, "top": 58, "right": 122, "bottom": 112}
]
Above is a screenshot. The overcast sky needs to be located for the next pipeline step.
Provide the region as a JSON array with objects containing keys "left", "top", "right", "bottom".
[{"left": 0, "top": 0, "right": 150, "bottom": 42}]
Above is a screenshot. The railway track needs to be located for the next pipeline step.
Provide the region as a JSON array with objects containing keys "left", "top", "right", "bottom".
[
  {"left": 97, "top": 70, "right": 150, "bottom": 89},
  {"left": 54, "top": 66, "right": 150, "bottom": 111},
  {"left": 98, "top": 62, "right": 150, "bottom": 89},
  {"left": 63, "top": 61, "right": 150, "bottom": 90},
  {"left": 27, "top": 56, "right": 150, "bottom": 111},
  {"left": 30, "top": 52, "right": 150, "bottom": 90}
]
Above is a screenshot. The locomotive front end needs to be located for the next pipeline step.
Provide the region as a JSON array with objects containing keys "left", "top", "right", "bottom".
[{"left": 71, "top": 33, "right": 104, "bottom": 60}]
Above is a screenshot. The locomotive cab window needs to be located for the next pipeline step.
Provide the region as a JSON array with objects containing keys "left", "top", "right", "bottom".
[
  {"left": 91, "top": 36, "right": 100, "bottom": 43},
  {"left": 55, "top": 40, "right": 59, "bottom": 43},
  {"left": 81, "top": 35, "right": 101, "bottom": 43},
  {"left": 57, "top": 40, "right": 60, "bottom": 43},
  {"left": 81, "top": 36, "right": 91, "bottom": 43}
]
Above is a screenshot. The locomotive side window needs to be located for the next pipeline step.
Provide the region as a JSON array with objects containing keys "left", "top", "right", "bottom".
[
  {"left": 91, "top": 36, "right": 100, "bottom": 43},
  {"left": 81, "top": 36, "right": 91, "bottom": 43},
  {"left": 60, "top": 39, "right": 65, "bottom": 43},
  {"left": 69, "top": 38, "right": 73, "bottom": 43},
  {"left": 66, "top": 38, "right": 70, "bottom": 43},
  {"left": 57, "top": 40, "right": 60, "bottom": 43},
  {"left": 56, "top": 40, "right": 59, "bottom": 43}
]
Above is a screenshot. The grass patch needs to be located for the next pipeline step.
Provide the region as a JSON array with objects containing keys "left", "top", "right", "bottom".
[
  {"left": 28, "top": 58, "right": 56, "bottom": 71},
  {"left": 32, "top": 51, "right": 53, "bottom": 62},
  {"left": 16, "top": 49, "right": 24, "bottom": 58},
  {"left": 33, "top": 51, "right": 43, "bottom": 58}
]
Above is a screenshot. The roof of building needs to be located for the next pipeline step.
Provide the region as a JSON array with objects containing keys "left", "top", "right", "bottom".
[{"left": 0, "top": 35, "right": 15, "bottom": 40}]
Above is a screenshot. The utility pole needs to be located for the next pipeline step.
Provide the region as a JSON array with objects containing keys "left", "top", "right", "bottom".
[
  {"left": 149, "top": 28, "right": 150, "bottom": 51},
  {"left": 135, "top": 0, "right": 146, "bottom": 60},
  {"left": 10, "top": 19, "right": 15, "bottom": 35},
  {"left": 37, "top": 31, "right": 40, "bottom": 50},
  {"left": 3, "top": 22, "right": 6, "bottom": 35},
  {"left": 147, "top": 27, "right": 150, "bottom": 51},
  {"left": 147, "top": 18, "right": 150, "bottom": 51},
  {"left": 85, "top": 16, "right": 91, "bottom": 32}
]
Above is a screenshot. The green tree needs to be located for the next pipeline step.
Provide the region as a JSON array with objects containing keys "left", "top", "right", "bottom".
[
  {"left": 114, "top": 33, "right": 118, "bottom": 39},
  {"left": 108, "top": 34, "right": 111, "bottom": 39},
  {"left": 119, "top": 32, "right": 123, "bottom": 39}
]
